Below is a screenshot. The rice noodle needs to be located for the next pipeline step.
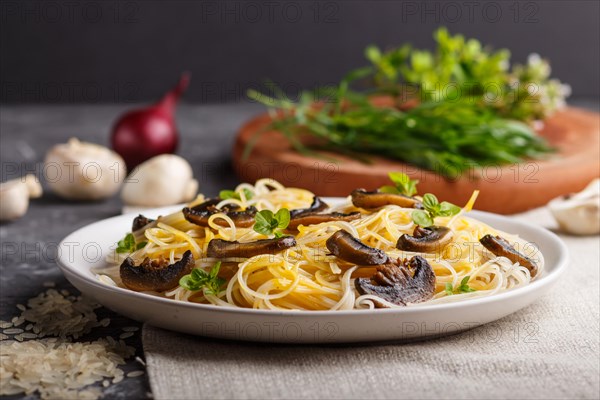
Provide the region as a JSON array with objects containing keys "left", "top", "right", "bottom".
[{"left": 99, "top": 180, "right": 544, "bottom": 310}]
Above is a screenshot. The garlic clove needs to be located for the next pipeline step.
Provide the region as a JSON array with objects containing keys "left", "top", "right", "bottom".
[
  {"left": 548, "top": 178, "right": 600, "bottom": 235},
  {"left": 0, "top": 175, "right": 43, "bottom": 222},
  {"left": 44, "top": 138, "right": 127, "bottom": 200},
  {"left": 24, "top": 174, "right": 43, "bottom": 198},
  {"left": 121, "top": 154, "right": 198, "bottom": 207}
]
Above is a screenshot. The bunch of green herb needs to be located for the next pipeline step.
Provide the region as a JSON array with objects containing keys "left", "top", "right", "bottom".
[
  {"left": 248, "top": 87, "right": 552, "bottom": 177},
  {"left": 366, "top": 27, "right": 569, "bottom": 121},
  {"left": 179, "top": 262, "right": 225, "bottom": 295},
  {"left": 246, "top": 28, "right": 562, "bottom": 177},
  {"left": 412, "top": 194, "right": 461, "bottom": 227},
  {"left": 445, "top": 276, "right": 476, "bottom": 295},
  {"left": 116, "top": 233, "right": 146, "bottom": 254},
  {"left": 253, "top": 208, "right": 291, "bottom": 237}
]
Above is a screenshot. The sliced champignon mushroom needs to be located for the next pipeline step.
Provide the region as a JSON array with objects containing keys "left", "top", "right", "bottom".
[
  {"left": 326, "top": 230, "right": 388, "bottom": 265},
  {"left": 132, "top": 214, "right": 155, "bottom": 232},
  {"left": 183, "top": 198, "right": 257, "bottom": 228},
  {"left": 288, "top": 212, "right": 361, "bottom": 230},
  {"left": 351, "top": 189, "right": 422, "bottom": 209},
  {"left": 213, "top": 207, "right": 257, "bottom": 228},
  {"left": 355, "top": 255, "right": 436, "bottom": 307},
  {"left": 287, "top": 196, "right": 360, "bottom": 230},
  {"left": 396, "top": 226, "right": 453, "bottom": 253},
  {"left": 120, "top": 250, "right": 194, "bottom": 292},
  {"left": 480, "top": 234, "right": 539, "bottom": 277},
  {"left": 290, "top": 196, "right": 329, "bottom": 218},
  {"left": 207, "top": 236, "right": 297, "bottom": 258}
]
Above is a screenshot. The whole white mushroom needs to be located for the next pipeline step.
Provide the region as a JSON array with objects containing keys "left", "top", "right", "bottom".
[
  {"left": 0, "top": 175, "right": 43, "bottom": 222},
  {"left": 121, "top": 154, "right": 198, "bottom": 207},
  {"left": 548, "top": 179, "right": 600, "bottom": 236},
  {"left": 45, "top": 138, "right": 127, "bottom": 200}
]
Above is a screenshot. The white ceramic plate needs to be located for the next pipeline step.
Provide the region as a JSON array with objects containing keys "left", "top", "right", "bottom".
[{"left": 57, "top": 201, "right": 568, "bottom": 343}]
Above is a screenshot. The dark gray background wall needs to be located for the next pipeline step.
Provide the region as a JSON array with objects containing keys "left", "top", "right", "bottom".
[{"left": 1, "top": 0, "right": 598, "bottom": 103}]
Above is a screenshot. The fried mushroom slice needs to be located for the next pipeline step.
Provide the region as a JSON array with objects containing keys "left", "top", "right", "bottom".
[
  {"left": 326, "top": 230, "right": 388, "bottom": 265},
  {"left": 210, "top": 206, "right": 257, "bottom": 228},
  {"left": 287, "top": 196, "right": 360, "bottom": 230},
  {"left": 355, "top": 256, "right": 436, "bottom": 307},
  {"left": 288, "top": 212, "right": 361, "bottom": 230},
  {"left": 289, "top": 196, "right": 329, "bottom": 218},
  {"left": 183, "top": 198, "right": 257, "bottom": 228},
  {"left": 351, "top": 189, "right": 421, "bottom": 209},
  {"left": 396, "top": 226, "right": 453, "bottom": 253},
  {"left": 194, "top": 198, "right": 223, "bottom": 211},
  {"left": 480, "top": 234, "right": 539, "bottom": 278},
  {"left": 132, "top": 214, "right": 155, "bottom": 232},
  {"left": 207, "top": 236, "right": 297, "bottom": 258},
  {"left": 120, "top": 250, "right": 194, "bottom": 292}
]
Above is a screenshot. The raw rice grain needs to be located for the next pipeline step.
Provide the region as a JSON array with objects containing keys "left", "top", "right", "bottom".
[
  {"left": 3, "top": 328, "right": 23, "bottom": 335},
  {"left": 0, "top": 288, "right": 139, "bottom": 400},
  {"left": 122, "top": 326, "right": 139, "bottom": 332}
]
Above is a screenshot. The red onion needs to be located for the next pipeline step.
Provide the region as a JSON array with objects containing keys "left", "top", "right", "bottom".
[{"left": 111, "top": 73, "right": 190, "bottom": 170}]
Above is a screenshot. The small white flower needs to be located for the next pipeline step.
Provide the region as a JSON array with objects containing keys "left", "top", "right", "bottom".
[{"left": 527, "top": 53, "right": 542, "bottom": 65}]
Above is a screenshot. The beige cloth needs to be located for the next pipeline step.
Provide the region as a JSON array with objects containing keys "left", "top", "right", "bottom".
[{"left": 142, "top": 208, "right": 600, "bottom": 399}]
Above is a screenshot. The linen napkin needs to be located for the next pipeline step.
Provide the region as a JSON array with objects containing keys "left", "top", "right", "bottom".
[{"left": 142, "top": 208, "right": 600, "bottom": 399}]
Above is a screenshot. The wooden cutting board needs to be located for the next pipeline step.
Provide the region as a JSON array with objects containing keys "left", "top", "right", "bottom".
[{"left": 232, "top": 107, "right": 599, "bottom": 214}]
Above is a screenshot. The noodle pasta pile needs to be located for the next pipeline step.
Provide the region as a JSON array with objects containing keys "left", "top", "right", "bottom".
[{"left": 99, "top": 179, "right": 543, "bottom": 310}]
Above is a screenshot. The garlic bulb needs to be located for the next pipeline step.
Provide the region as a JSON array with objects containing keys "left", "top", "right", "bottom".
[
  {"left": 548, "top": 179, "right": 600, "bottom": 235},
  {"left": 121, "top": 154, "right": 198, "bottom": 207},
  {"left": 0, "top": 175, "right": 43, "bottom": 221},
  {"left": 44, "top": 138, "right": 126, "bottom": 200}
]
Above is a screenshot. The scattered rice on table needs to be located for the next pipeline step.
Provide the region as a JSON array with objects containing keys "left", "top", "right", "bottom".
[
  {"left": 15, "top": 289, "right": 104, "bottom": 339},
  {"left": 0, "top": 287, "right": 140, "bottom": 399},
  {"left": 0, "top": 321, "right": 12, "bottom": 329},
  {"left": 0, "top": 338, "right": 133, "bottom": 399}
]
